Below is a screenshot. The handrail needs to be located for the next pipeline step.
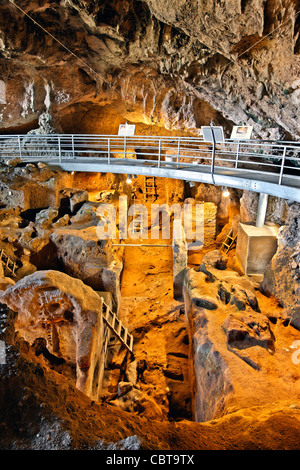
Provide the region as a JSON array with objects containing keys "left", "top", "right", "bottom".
[{"left": 0, "top": 133, "right": 299, "bottom": 201}]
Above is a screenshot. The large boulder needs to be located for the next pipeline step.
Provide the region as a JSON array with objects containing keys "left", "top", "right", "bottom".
[
  {"left": 183, "top": 252, "right": 300, "bottom": 422},
  {"left": 0, "top": 270, "right": 107, "bottom": 400},
  {"left": 50, "top": 227, "right": 123, "bottom": 312}
]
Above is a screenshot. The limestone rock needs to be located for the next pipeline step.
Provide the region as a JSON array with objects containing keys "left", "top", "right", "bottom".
[
  {"left": 0, "top": 207, "right": 22, "bottom": 228},
  {"left": 69, "top": 202, "right": 100, "bottom": 226},
  {"left": 35, "top": 207, "right": 58, "bottom": 228},
  {"left": 118, "top": 381, "right": 133, "bottom": 397},
  {"left": 184, "top": 271, "right": 300, "bottom": 422},
  {"left": 52, "top": 214, "right": 70, "bottom": 228},
  {"left": 0, "top": 270, "right": 106, "bottom": 400},
  {"left": 200, "top": 249, "right": 228, "bottom": 271},
  {"left": 262, "top": 202, "right": 300, "bottom": 314},
  {"left": 218, "top": 281, "right": 260, "bottom": 312},
  {"left": 183, "top": 248, "right": 300, "bottom": 422},
  {"left": 27, "top": 112, "right": 57, "bottom": 135},
  {"left": 70, "top": 190, "right": 89, "bottom": 213},
  {"left": 0, "top": 277, "right": 15, "bottom": 293},
  {"left": 0, "top": 0, "right": 298, "bottom": 140},
  {"left": 50, "top": 228, "right": 122, "bottom": 312},
  {"left": 222, "top": 312, "right": 274, "bottom": 351},
  {"left": 172, "top": 223, "right": 187, "bottom": 300},
  {"left": 125, "top": 360, "right": 138, "bottom": 386},
  {"left": 193, "top": 296, "right": 218, "bottom": 310}
]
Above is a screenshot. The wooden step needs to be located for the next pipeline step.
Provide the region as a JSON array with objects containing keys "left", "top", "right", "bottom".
[
  {"left": 0, "top": 249, "right": 18, "bottom": 277},
  {"left": 101, "top": 300, "right": 133, "bottom": 354},
  {"left": 221, "top": 230, "right": 237, "bottom": 253}
]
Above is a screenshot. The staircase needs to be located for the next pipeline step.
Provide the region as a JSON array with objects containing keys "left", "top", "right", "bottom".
[
  {"left": 101, "top": 300, "right": 134, "bottom": 354},
  {"left": 144, "top": 176, "right": 157, "bottom": 202},
  {"left": 0, "top": 249, "right": 19, "bottom": 277},
  {"left": 221, "top": 229, "right": 237, "bottom": 254}
]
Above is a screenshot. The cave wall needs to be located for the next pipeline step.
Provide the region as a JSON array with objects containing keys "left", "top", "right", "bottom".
[
  {"left": 262, "top": 201, "right": 300, "bottom": 328},
  {"left": 0, "top": 0, "right": 299, "bottom": 139}
]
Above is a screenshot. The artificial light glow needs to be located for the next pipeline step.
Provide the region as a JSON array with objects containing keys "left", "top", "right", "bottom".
[
  {"left": 222, "top": 186, "right": 230, "bottom": 197},
  {"left": 126, "top": 174, "right": 137, "bottom": 184}
]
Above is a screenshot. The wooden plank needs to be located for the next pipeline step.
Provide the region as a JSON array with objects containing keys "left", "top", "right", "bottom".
[{"left": 100, "top": 298, "right": 134, "bottom": 353}]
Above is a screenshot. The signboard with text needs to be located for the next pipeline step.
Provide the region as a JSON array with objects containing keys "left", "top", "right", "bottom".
[
  {"left": 230, "top": 125, "right": 253, "bottom": 140},
  {"left": 118, "top": 124, "right": 136, "bottom": 137}
]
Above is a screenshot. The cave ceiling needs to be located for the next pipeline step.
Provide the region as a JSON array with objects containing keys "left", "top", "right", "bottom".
[{"left": 0, "top": 0, "right": 299, "bottom": 139}]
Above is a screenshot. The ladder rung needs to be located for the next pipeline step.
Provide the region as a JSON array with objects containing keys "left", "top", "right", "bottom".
[
  {"left": 123, "top": 328, "right": 128, "bottom": 345},
  {"left": 101, "top": 300, "right": 133, "bottom": 353}
]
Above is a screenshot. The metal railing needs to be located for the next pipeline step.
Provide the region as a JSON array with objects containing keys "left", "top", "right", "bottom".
[{"left": 0, "top": 133, "right": 299, "bottom": 199}]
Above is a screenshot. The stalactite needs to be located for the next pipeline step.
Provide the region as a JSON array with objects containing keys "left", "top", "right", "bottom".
[{"left": 21, "top": 81, "right": 35, "bottom": 118}]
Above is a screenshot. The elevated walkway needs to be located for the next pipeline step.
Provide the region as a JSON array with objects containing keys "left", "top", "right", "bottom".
[{"left": 0, "top": 134, "right": 299, "bottom": 201}]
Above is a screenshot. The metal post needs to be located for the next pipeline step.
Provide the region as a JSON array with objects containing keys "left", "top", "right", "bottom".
[
  {"left": 124, "top": 136, "right": 127, "bottom": 159},
  {"left": 177, "top": 137, "right": 181, "bottom": 163},
  {"left": 108, "top": 138, "right": 111, "bottom": 164},
  {"left": 279, "top": 146, "right": 287, "bottom": 185},
  {"left": 256, "top": 193, "right": 268, "bottom": 228},
  {"left": 235, "top": 141, "right": 240, "bottom": 168},
  {"left": 158, "top": 138, "right": 161, "bottom": 167},
  {"left": 210, "top": 128, "right": 216, "bottom": 184},
  {"left": 58, "top": 136, "right": 61, "bottom": 162},
  {"left": 71, "top": 135, "right": 75, "bottom": 159},
  {"left": 18, "top": 135, "right": 22, "bottom": 159}
]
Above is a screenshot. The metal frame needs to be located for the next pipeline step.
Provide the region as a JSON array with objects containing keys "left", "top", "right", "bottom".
[{"left": 0, "top": 133, "right": 299, "bottom": 201}]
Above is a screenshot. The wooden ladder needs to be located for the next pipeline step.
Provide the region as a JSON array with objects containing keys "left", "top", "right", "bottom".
[
  {"left": 221, "top": 229, "right": 237, "bottom": 254},
  {"left": 132, "top": 214, "right": 144, "bottom": 235},
  {"left": 0, "top": 249, "right": 18, "bottom": 277},
  {"left": 101, "top": 301, "right": 134, "bottom": 353},
  {"left": 144, "top": 176, "right": 157, "bottom": 201}
]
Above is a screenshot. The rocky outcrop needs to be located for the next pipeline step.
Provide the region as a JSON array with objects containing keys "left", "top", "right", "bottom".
[
  {"left": 0, "top": 161, "right": 73, "bottom": 211},
  {"left": 50, "top": 228, "right": 123, "bottom": 313},
  {"left": 184, "top": 249, "right": 300, "bottom": 422},
  {"left": 262, "top": 202, "right": 300, "bottom": 329},
  {"left": 0, "top": 163, "right": 124, "bottom": 310},
  {"left": 0, "top": 270, "right": 108, "bottom": 400},
  {"left": 0, "top": 0, "right": 299, "bottom": 139}
]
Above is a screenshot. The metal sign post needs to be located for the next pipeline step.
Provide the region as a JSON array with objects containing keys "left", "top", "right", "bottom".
[{"left": 201, "top": 126, "right": 225, "bottom": 185}]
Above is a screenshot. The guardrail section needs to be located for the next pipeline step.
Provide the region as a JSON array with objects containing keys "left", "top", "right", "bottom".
[{"left": 0, "top": 134, "right": 299, "bottom": 199}]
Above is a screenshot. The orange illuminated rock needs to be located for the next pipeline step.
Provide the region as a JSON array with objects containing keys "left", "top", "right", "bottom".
[{"left": 0, "top": 270, "right": 107, "bottom": 400}]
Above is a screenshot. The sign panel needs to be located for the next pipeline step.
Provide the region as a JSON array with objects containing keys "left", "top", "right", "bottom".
[
  {"left": 230, "top": 125, "right": 253, "bottom": 140},
  {"left": 201, "top": 126, "right": 225, "bottom": 143},
  {"left": 118, "top": 124, "right": 136, "bottom": 137}
]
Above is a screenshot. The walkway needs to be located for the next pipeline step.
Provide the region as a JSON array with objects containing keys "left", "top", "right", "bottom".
[{"left": 0, "top": 134, "right": 299, "bottom": 201}]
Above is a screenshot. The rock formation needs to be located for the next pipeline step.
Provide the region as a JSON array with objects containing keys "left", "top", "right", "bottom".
[
  {"left": 262, "top": 201, "right": 300, "bottom": 329},
  {"left": 184, "top": 249, "right": 300, "bottom": 422},
  {"left": 0, "top": 270, "right": 108, "bottom": 399},
  {"left": 0, "top": 0, "right": 299, "bottom": 452},
  {"left": 0, "top": 0, "right": 299, "bottom": 139},
  {"left": 0, "top": 157, "right": 299, "bottom": 448}
]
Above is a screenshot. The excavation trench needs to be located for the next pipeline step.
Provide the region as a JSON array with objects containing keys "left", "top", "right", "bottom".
[
  {"left": 1, "top": 168, "right": 299, "bottom": 427},
  {"left": 100, "top": 239, "right": 194, "bottom": 421}
]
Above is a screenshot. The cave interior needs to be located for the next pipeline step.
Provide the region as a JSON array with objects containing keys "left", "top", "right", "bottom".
[{"left": 0, "top": 0, "right": 299, "bottom": 452}]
